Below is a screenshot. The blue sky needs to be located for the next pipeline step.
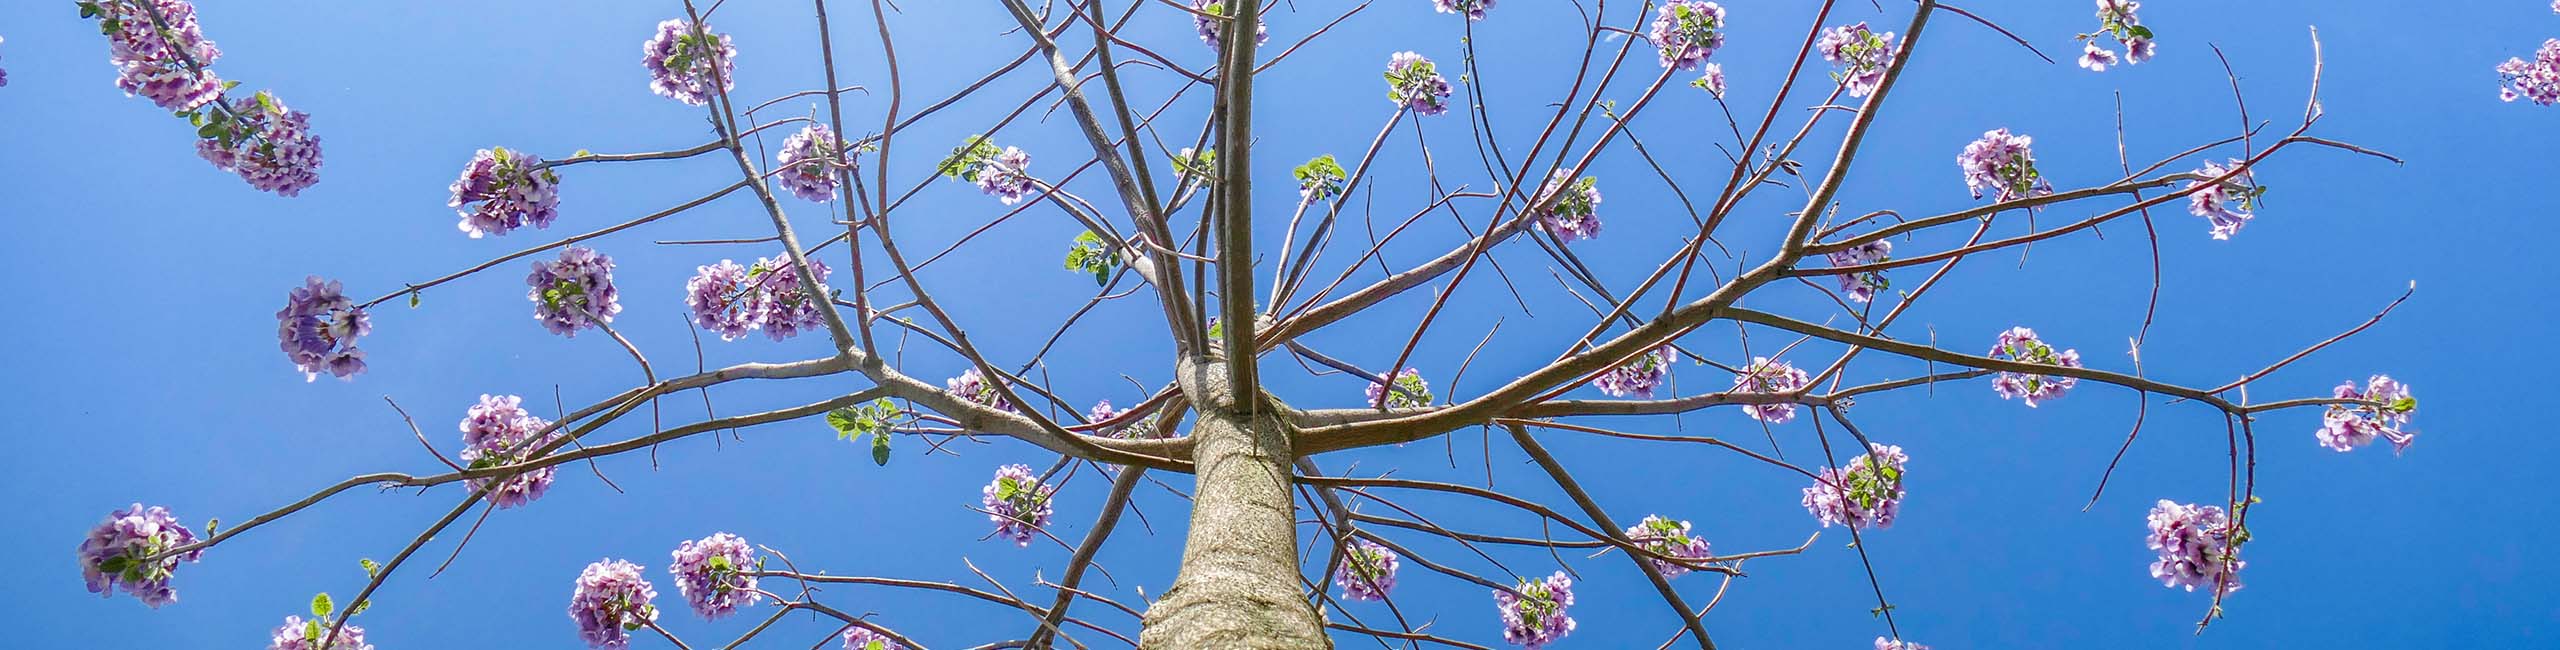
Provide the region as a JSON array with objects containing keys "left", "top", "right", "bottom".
[{"left": 3, "top": 0, "right": 2554, "bottom": 647}]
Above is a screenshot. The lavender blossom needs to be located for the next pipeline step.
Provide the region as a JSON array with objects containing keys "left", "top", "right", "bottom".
[
  {"left": 1801, "top": 443, "right": 1909, "bottom": 530},
  {"left": 1433, "top": 0, "right": 1496, "bottom": 21},
  {"left": 1957, "top": 128, "right": 2053, "bottom": 203},
  {"left": 2080, "top": 0, "right": 2156, "bottom": 72},
  {"left": 982, "top": 464, "right": 1056, "bottom": 547},
  {"left": 527, "top": 246, "right": 622, "bottom": 337},
  {"left": 1647, "top": 1, "right": 1728, "bottom": 72},
  {"left": 450, "top": 147, "right": 562, "bottom": 238},
  {"left": 1625, "top": 515, "right": 1714, "bottom": 578},
  {"left": 841, "top": 627, "right": 906, "bottom": 650},
  {"left": 1190, "top": 1, "right": 1270, "bottom": 50},
  {"left": 2146, "top": 500, "right": 2244, "bottom": 595},
  {"left": 1698, "top": 62, "right": 1727, "bottom": 98},
  {"left": 947, "top": 368, "right": 1016, "bottom": 413},
  {"left": 75, "top": 503, "right": 204, "bottom": 608},
  {"left": 459, "top": 394, "right": 558, "bottom": 509},
  {"left": 276, "top": 275, "right": 371, "bottom": 381},
  {"left": 669, "top": 532, "right": 762, "bottom": 620},
  {"left": 1731, "top": 357, "right": 1808, "bottom": 423},
  {"left": 1987, "top": 326, "right": 2082, "bottom": 407},
  {"left": 643, "top": 18, "right": 735, "bottom": 106},
  {"left": 1875, "top": 638, "right": 1931, "bottom": 650},
  {"left": 2185, "top": 159, "right": 2262, "bottom": 240},
  {"left": 1334, "top": 538, "right": 1401, "bottom": 601},
  {"left": 2079, "top": 41, "right": 2121, "bottom": 72},
  {"left": 569, "top": 558, "right": 660, "bottom": 650},
  {"left": 267, "top": 615, "right": 373, "bottom": 650},
  {"left": 746, "top": 256, "right": 834, "bottom": 342},
  {"left": 94, "top": 0, "right": 226, "bottom": 111},
  {"left": 1386, "top": 51, "right": 1455, "bottom": 116},
  {"left": 195, "top": 91, "right": 324, "bottom": 197},
  {"left": 1594, "top": 345, "right": 1675, "bottom": 399},
  {"left": 685, "top": 260, "right": 757, "bottom": 341},
  {"left": 1827, "top": 239, "right": 1891, "bottom": 303},
  {"left": 1817, "top": 22, "right": 1896, "bottom": 98},
  {"left": 1531, "top": 171, "right": 1604, "bottom": 243},
  {"left": 777, "top": 124, "right": 848, "bottom": 203},
  {"left": 2318, "top": 375, "right": 2418, "bottom": 453},
  {"left": 1494, "top": 571, "right": 1577, "bottom": 649},
  {"left": 1366, "top": 368, "right": 1434, "bottom": 409}
]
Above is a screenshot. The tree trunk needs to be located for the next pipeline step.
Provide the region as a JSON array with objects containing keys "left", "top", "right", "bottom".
[{"left": 1137, "top": 408, "right": 1331, "bottom": 648}]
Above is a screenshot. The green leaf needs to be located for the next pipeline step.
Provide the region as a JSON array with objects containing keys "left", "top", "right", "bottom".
[
  {"left": 205, "top": 518, "right": 219, "bottom": 537},
  {"left": 409, "top": 291, "right": 422, "bottom": 308},
  {"left": 827, "top": 406, "right": 863, "bottom": 439},
  {"left": 312, "top": 592, "right": 335, "bottom": 618},
  {"left": 871, "top": 432, "right": 892, "bottom": 466},
  {"left": 360, "top": 558, "right": 380, "bottom": 576},
  {"left": 347, "top": 598, "right": 371, "bottom": 617},
  {"left": 98, "top": 555, "right": 133, "bottom": 574},
  {"left": 305, "top": 620, "right": 323, "bottom": 642},
  {"left": 2128, "top": 25, "right": 2155, "bottom": 40}
]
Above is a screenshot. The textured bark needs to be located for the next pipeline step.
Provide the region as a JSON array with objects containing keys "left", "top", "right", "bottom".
[{"left": 1139, "top": 364, "right": 1330, "bottom": 648}]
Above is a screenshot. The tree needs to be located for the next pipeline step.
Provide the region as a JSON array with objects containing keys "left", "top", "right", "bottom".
[{"left": 62, "top": 0, "right": 2492, "bottom": 648}]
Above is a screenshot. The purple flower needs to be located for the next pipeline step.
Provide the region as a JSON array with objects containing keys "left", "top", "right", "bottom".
[
  {"left": 2318, "top": 375, "right": 2418, "bottom": 453},
  {"left": 527, "top": 246, "right": 622, "bottom": 337},
  {"left": 981, "top": 146, "right": 1037, "bottom": 204},
  {"left": 841, "top": 627, "right": 907, "bottom": 650},
  {"left": 1433, "top": 0, "right": 1496, "bottom": 21},
  {"left": 1386, "top": 51, "right": 1455, "bottom": 116},
  {"left": 2079, "top": 41, "right": 2120, "bottom": 72},
  {"left": 777, "top": 124, "right": 849, "bottom": 203},
  {"left": 1801, "top": 443, "right": 1908, "bottom": 530},
  {"left": 947, "top": 368, "right": 1016, "bottom": 413},
  {"left": 1334, "top": 538, "right": 1400, "bottom": 601},
  {"left": 982, "top": 464, "right": 1055, "bottom": 547},
  {"left": 1593, "top": 345, "right": 1675, "bottom": 399},
  {"left": 1647, "top": 1, "right": 1728, "bottom": 72},
  {"left": 1827, "top": 239, "right": 1892, "bottom": 303},
  {"left": 1190, "top": 1, "right": 1270, "bottom": 50},
  {"left": 267, "top": 615, "right": 373, "bottom": 650},
  {"left": 1366, "top": 368, "right": 1434, "bottom": 409},
  {"left": 2498, "top": 39, "right": 2560, "bottom": 105},
  {"left": 1731, "top": 357, "right": 1808, "bottom": 423},
  {"left": 2126, "top": 37, "right": 2157, "bottom": 64},
  {"left": 1698, "top": 62, "right": 1727, "bottom": 98},
  {"left": 685, "top": 260, "right": 756, "bottom": 340},
  {"left": 449, "top": 147, "right": 562, "bottom": 238},
  {"left": 746, "top": 256, "right": 834, "bottom": 342},
  {"left": 459, "top": 394, "right": 558, "bottom": 509},
  {"left": 1625, "top": 515, "right": 1713, "bottom": 578},
  {"left": 276, "top": 276, "right": 371, "bottom": 382},
  {"left": 2082, "top": 0, "right": 2155, "bottom": 71},
  {"left": 643, "top": 18, "right": 735, "bottom": 106},
  {"left": 1817, "top": 22, "right": 1895, "bottom": 98},
  {"left": 1875, "top": 638, "right": 1931, "bottom": 650},
  {"left": 1532, "top": 171, "right": 1604, "bottom": 243},
  {"left": 2184, "top": 159, "right": 2262, "bottom": 240},
  {"left": 1494, "top": 571, "right": 1576, "bottom": 649},
  {"left": 94, "top": 0, "right": 226, "bottom": 111},
  {"left": 195, "top": 91, "right": 324, "bottom": 196},
  {"left": 2146, "top": 500, "right": 2244, "bottom": 595},
  {"left": 569, "top": 558, "right": 660, "bottom": 650},
  {"left": 76, "top": 503, "right": 204, "bottom": 608},
  {"left": 1957, "top": 128, "right": 2053, "bottom": 204},
  {"left": 1088, "top": 400, "right": 1162, "bottom": 439},
  {"left": 1988, "top": 326, "right": 2082, "bottom": 407},
  {"left": 670, "top": 532, "right": 762, "bottom": 620}
]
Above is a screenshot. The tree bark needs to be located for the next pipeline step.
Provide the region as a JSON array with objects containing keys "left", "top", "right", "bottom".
[{"left": 1139, "top": 368, "right": 1329, "bottom": 648}]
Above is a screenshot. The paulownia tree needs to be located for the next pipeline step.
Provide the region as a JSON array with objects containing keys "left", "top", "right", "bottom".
[{"left": 70, "top": 0, "right": 2534, "bottom": 648}]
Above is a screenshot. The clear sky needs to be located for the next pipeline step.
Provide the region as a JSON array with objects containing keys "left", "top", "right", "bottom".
[{"left": 3, "top": 0, "right": 2554, "bottom": 648}]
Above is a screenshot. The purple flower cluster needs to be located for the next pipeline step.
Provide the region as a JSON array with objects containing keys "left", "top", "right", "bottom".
[
  {"left": 1494, "top": 571, "right": 1576, "bottom": 649},
  {"left": 2184, "top": 159, "right": 2261, "bottom": 240},
  {"left": 1731, "top": 357, "right": 1808, "bottom": 423},
  {"left": 1827, "top": 239, "right": 1892, "bottom": 303},
  {"left": 1875, "top": 638, "right": 1930, "bottom": 650},
  {"left": 1593, "top": 345, "right": 1675, "bottom": 399},
  {"left": 1088, "top": 400, "right": 1164, "bottom": 439},
  {"left": 1817, "top": 22, "right": 1896, "bottom": 98},
  {"left": 1988, "top": 326, "right": 2082, "bottom": 407},
  {"left": 1190, "top": 1, "right": 1270, "bottom": 51},
  {"left": 527, "top": 246, "right": 622, "bottom": 337},
  {"left": 76, "top": 503, "right": 204, "bottom": 608},
  {"left": 947, "top": 368, "right": 1018, "bottom": 413},
  {"left": 685, "top": 256, "right": 835, "bottom": 342},
  {"left": 1532, "top": 171, "right": 1604, "bottom": 243},
  {"left": 777, "top": 124, "right": 850, "bottom": 203},
  {"left": 449, "top": 147, "right": 562, "bottom": 238},
  {"left": 1957, "top": 128, "right": 2053, "bottom": 203},
  {"left": 1697, "top": 62, "right": 1727, "bottom": 98},
  {"left": 195, "top": 91, "right": 324, "bottom": 196},
  {"left": 841, "top": 627, "right": 906, "bottom": 650},
  {"left": 1625, "top": 515, "right": 1713, "bottom": 578},
  {"left": 1386, "top": 51, "right": 1455, "bottom": 116},
  {"left": 2146, "top": 500, "right": 2243, "bottom": 595},
  {"left": 2319, "top": 375, "right": 2418, "bottom": 453},
  {"left": 670, "top": 532, "right": 762, "bottom": 620},
  {"left": 1334, "top": 538, "right": 1401, "bottom": 601},
  {"left": 267, "top": 615, "right": 373, "bottom": 650},
  {"left": 459, "top": 394, "right": 558, "bottom": 509},
  {"left": 1802, "top": 443, "right": 1909, "bottom": 530},
  {"left": 1647, "top": 1, "right": 1728, "bottom": 72},
  {"left": 96, "top": 0, "right": 225, "bottom": 111},
  {"left": 276, "top": 276, "right": 371, "bottom": 381},
  {"left": 1434, "top": 0, "right": 1496, "bottom": 21},
  {"left": 1366, "top": 368, "right": 1433, "bottom": 409},
  {"left": 643, "top": 19, "right": 736, "bottom": 106},
  {"left": 981, "top": 147, "right": 1037, "bottom": 204},
  {"left": 2078, "top": 0, "right": 2155, "bottom": 72},
  {"left": 982, "top": 464, "right": 1056, "bottom": 547},
  {"left": 569, "top": 558, "right": 660, "bottom": 650}
]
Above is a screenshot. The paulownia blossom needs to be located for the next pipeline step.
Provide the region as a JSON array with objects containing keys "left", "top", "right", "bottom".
[
  {"left": 76, "top": 503, "right": 204, "bottom": 608},
  {"left": 1334, "top": 538, "right": 1400, "bottom": 601},
  {"left": 1802, "top": 443, "right": 1909, "bottom": 530},
  {"left": 195, "top": 91, "right": 324, "bottom": 196},
  {"left": 1594, "top": 345, "right": 1675, "bottom": 399},
  {"left": 947, "top": 368, "right": 1016, "bottom": 413},
  {"left": 1827, "top": 239, "right": 1892, "bottom": 303},
  {"left": 642, "top": 18, "right": 735, "bottom": 106},
  {"left": 1817, "top": 22, "right": 1896, "bottom": 98},
  {"left": 2496, "top": 40, "right": 2559, "bottom": 105},
  {"left": 1434, "top": 0, "right": 1496, "bottom": 21},
  {"left": 267, "top": 615, "right": 373, "bottom": 650},
  {"left": 2185, "top": 159, "right": 2263, "bottom": 240},
  {"left": 2319, "top": 375, "right": 2418, "bottom": 453},
  {"left": 1625, "top": 515, "right": 1714, "bottom": 578},
  {"left": 276, "top": 276, "right": 371, "bottom": 381},
  {"left": 1957, "top": 128, "right": 2053, "bottom": 203},
  {"left": 568, "top": 558, "right": 660, "bottom": 650},
  {"left": 527, "top": 246, "right": 622, "bottom": 337},
  {"left": 94, "top": 0, "right": 226, "bottom": 111},
  {"left": 1531, "top": 171, "right": 1604, "bottom": 243},
  {"left": 1647, "top": 1, "right": 1728, "bottom": 72},
  {"left": 1875, "top": 638, "right": 1931, "bottom": 650},
  {"left": 1697, "top": 62, "right": 1727, "bottom": 98},
  {"left": 841, "top": 627, "right": 905, "bottom": 650},
  {"left": 982, "top": 464, "right": 1056, "bottom": 547},
  {"left": 669, "top": 532, "right": 762, "bottom": 620},
  {"left": 2079, "top": 0, "right": 2156, "bottom": 72},
  {"left": 459, "top": 394, "right": 558, "bottom": 509},
  {"left": 941, "top": 137, "right": 1038, "bottom": 204},
  {"left": 1190, "top": 0, "right": 1269, "bottom": 50},
  {"left": 1731, "top": 357, "right": 1809, "bottom": 423},
  {"left": 1988, "top": 326, "right": 2082, "bottom": 407},
  {"left": 776, "top": 124, "right": 849, "bottom": 203},
  {"left": 685, "top": 260, "right": 757, "bottom": 340},
  {"left": 449, "top": 147, "right": 562, "bottom": 238},
  {"left": 2146, "top": 500, "right": 2243, "bottom": 595},
  {"left": 1086, "top": 400, "right": 1164, "bottom": 439},
  {"left": 1385, "top": 51, "right": 1454, "bottom": 116},
  {"left": 1366, "top": 368, "right": 1433, "bottom": 409},
  {"left": 1494, "top": 571, "right": 1577, "bottom": 649},
  {"left": 749, "top": 256, "right": 833, "bottom": 342}
]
